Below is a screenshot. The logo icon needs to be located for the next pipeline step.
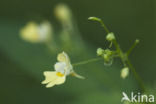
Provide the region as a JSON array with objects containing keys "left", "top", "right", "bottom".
[
  {"left": 121, "top": 92, "right": 154, "bottom": 103},
  {"left": 121, "top": 92, "right": 130, "bottom": 102}
]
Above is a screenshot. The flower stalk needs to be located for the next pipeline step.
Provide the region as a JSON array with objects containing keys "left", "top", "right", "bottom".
[
  {"left": 72, "top": 57, "right": 102, "bottom": 66},
  {"left": 88, "top": 16, "right": 146, "bottom": 92}
]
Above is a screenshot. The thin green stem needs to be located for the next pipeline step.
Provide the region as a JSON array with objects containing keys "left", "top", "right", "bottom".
[
  {"left": 112, "top": 40, "right": 121, "bottom": 52},
  {"left": 88, "top": 17, "right": 110, "bottom": 34},
  {"left": 100, "top": 20, "right": 110, "bottom": 34},
  {"left": 72, "top": 57, "right": 102, "bottom": 66},
  {"left": 112, "top": 40, "right": 126, "bottom": 66},
  {"left": 113, "top": 39, "right": 145, "bottom": 92},
  {"left": 126, "top": 39, "right": 139, "bottom": 56},
  {"left": 126, "top": 59, "right": 145, "bottom": 92}
]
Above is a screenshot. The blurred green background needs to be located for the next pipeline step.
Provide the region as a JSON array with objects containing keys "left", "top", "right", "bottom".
[{"left": 0, "top": 0, "right": 156, "bottom": 104}]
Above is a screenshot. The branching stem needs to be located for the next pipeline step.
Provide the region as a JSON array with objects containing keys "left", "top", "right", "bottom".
[
  {"left": 91, "top": 17, "right": 146, "bottom": 92},
  {"left": 126, "top": 39, "right": 140, "bottom": 56},
  {"left": 113, "top": 39, "right": 145, "bottom": 92},
  {"left": 103, "top": 23, "right": 145, "bottom": 92}
]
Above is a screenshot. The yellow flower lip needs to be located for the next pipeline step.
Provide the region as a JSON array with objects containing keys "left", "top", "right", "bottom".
[{"left": 56, "top": 72, "right": 64, "bottom": 77}]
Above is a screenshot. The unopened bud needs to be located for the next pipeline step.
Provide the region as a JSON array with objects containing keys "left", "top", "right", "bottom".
[
  {"left": 88, "top": 17, "right": 101, "bottom": 22},
  {"left": 135, "top": 39, "right": 140, "bottom": 44},
  {"left": 97, "top": 48, "right": 104, "bottom": 56},
  {"left": 106, "top": 32, "right": 115, "bottom": 41},
  {"left": 54, "top": 4, "right": 72, "bottom": 23},
  {"left": 121, "top": 67, "right": 129, "bottom": 79}
]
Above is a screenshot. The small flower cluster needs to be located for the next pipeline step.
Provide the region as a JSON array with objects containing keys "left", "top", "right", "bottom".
[
  {"left": 97, "top": 48, "right": 114, "bottom": 66},
  {"left": 97, "top": 47, "right": 129, "bottom": 79},
  {"left": 96, "top": 32, "right": 130, "bottom": 79},
  {"left": 96, "top": 33, "right": 116, "bottom": 66},
  {"left": 88, "top": 17, "right": 141, "bottom": 80}
]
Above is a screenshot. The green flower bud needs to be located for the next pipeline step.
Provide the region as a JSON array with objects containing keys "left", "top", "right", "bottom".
[
  {"left": 88, "top": 17, "right": 101, "bottom": 22},
  {"left": 54, "top": 4, "right": 72, "bottom": 23},
  {"left": 103, "top": 54, "right": 109, "bottom": 62},
  {"left": 121, "top": 67, "right": 129, "bottom": 79},
  {"left": 103, "top": 49, "right": 114, "bottom": 66},
  {"left": 135, "top": 39, "right": 140, "bottom": 44},
  {"left": 97, "top": 48, "right": 104, "bottom": 56},
  {"left": 104, "top": 49, "right": 112, "bottom": 56},
  {"left": 104, "top": 56, "right": 113, "bottom": 66},
  {"left": 106, "top": 32, "right": 115, "bottom": 41}
]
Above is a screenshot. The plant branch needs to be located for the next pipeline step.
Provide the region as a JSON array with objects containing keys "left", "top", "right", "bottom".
[
  {"left": 126, "top": 39, "right": 140, "bottom": 56},
  {"left": 98, "top": 17, "right": 145, "bottom": 92},
  {"left": 72, "top": 57, "right": 102, "bottom": 66},
  {"left": 100, "top": 20, "right": 110, "bottom": 34}
]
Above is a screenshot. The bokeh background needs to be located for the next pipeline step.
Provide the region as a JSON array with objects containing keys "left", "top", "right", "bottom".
[{"left": 0, "top": 0, "right": 156, "bottom": 104}]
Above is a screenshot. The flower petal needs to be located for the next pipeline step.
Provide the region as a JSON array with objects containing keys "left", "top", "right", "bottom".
[
  {"left": 57, "top": 52, "right": 73, "bottom": 75},
  {"left": 54, "top": 62, "right": 66, "bottom": 73},
  {"left": 20, "top": 22, "right": 40, "bottom": 43},
  {"left": 46, "top": 76, "right": 66, "bottom": 88},
  {"left": 57, "top": 52, "right": 70, "bottom": 63},
  {"left": 38, "top": 21, "right": 52, "bottom": 42},
  {"left": 55, "top": 76, "right": 66, "bottom": 85},
  {"left": 41, "top": 71, "right": 57, "bottom": 84}
]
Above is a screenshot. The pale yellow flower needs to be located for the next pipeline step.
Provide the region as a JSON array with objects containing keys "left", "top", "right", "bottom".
[
  {"left": 42, "top": 52, "right": 73, "bottom": 88},
  {"left": 42, "top": 71, "right": 66, "bottom": 88},
  {"left": 20, "top": 21, "right": 52, "bottom": 43}
]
